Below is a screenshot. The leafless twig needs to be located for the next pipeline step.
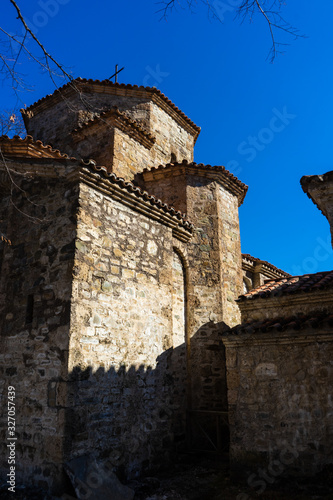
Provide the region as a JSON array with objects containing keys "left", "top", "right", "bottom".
[{"left": 158, "top": 0, "right": 304, "bottom": 61}]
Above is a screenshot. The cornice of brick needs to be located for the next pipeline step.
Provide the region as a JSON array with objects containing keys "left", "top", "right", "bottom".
[
  {"left": 72, "top": 107, "right": 156, "bottom": 150},
  {"left": 69, "top": 161, "right": 193, "bottom": 242}
]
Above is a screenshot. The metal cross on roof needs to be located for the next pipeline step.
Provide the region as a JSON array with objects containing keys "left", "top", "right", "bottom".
[{"left": 108, "top": 64, "right": 125, "bottom": 83}]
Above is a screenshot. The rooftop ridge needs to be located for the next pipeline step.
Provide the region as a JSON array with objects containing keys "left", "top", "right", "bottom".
[
  {"left": 141, "top": 160, "right": 248, "bottom": 206},
  {"left": 21, "top": 78, "right": 201, "bottom": 139},
  {"left": 238, "top": 269, "right": 333, "bottom": 301},
  {"left": 0, "top": 135, "right": 77, "bottom": 160},
  {"left": 242, "top": 253, "right": 291, "bottom": 277}
]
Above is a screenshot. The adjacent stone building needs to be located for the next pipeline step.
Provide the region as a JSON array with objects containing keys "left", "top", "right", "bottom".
[
  {"left": 0, "top": 78, "right": 332, "bottom": 496},
  {"left": 223, "top": 173, "right": 333, "bottom": 484}
]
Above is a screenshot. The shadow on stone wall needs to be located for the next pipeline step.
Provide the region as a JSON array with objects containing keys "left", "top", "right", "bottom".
[
  {"left": 0, "top": 323, "right": 228, "bottom": 497},
  {"left": 59, "top": 324, "right": 229, "bottom": 491}
]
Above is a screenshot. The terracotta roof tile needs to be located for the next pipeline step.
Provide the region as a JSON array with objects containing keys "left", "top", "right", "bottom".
[
  {"left": 238, "top": 270, "right": 333, "bottom": 301},
  {"left": 81, "top": 160, "right": 194, "bottom": 233},
  {"left": 0, "top": 135, "right": 76, "bottom": 160},
  {"left": 22, "top": 78, "right": 201, "bottom": 140},
  {"left": 226, "top": 311, "right": 333, "bottom": 336},
  {"left": 141, "top": 160, "right": 248, "bottom": 206}
]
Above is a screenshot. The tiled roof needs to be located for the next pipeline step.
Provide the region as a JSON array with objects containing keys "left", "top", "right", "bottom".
[
  {"left": 242, "top": 253, "right": 291, "bottom": 278},
  {"left": 226, "top": 311, "right": 333, "bottom": 336},
  {"left": 22, "top": 78, "right": 201, "bottom": 139},
  {"left": 72, "top": 106, "right": 156, "bottom": 149},
  {"left": 0, "top": 135, "right": 76, "bottom": 160},
  {"left": 141, "top": 160, "right": 248, "bottom": 206},
  {"left": 81, "top": 160, "right": 194, "bottom": 233},
  {"left": 238, "top": 270, "right": 333, "bottom": 301}
]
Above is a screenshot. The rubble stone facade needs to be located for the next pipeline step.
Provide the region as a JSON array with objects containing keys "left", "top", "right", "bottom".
[
  {"left": 0, "top": 80, "right": 247, "bottom": 494},
  {"left": 223, "top": 262, "right": 333, "bottom": 480}
]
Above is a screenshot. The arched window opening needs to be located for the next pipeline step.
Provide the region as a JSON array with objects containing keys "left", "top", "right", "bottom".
[
  {"left": 170, "top": 152, "right": 177, "bottom": 163},
  {"left": 172, "top": 250, "right": 186, "bottom": 348}
]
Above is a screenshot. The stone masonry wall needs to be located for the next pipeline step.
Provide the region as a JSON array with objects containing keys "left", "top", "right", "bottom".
[
  {"left": 0, "top": 169, "right": 78, "bottom": 493},
  {"left": 112, "top": 128, "right": 152, "bottom": 179},
  {"left": 171, "top": 251, "right": 187, "bottom": 440},
  {"left": 217, "top": 185, "right": 242, "bottom": 327},
  {"left": 150, "top": 102, "right": 194, "bottom": 165},
  {"left": 224, "top": 332, "right": 333, "bottom": 480},
  {"left": 66, "top": 181, "right": 189, "bottom": 478},
  {"left": 186, "top": 176, "right": 232, "bottom": 413},
  {"left": 138, "top": 170, "right": 188, "bottom": 214},
  {"left": 73, "top": 125, "right": 152, "bottom": 180},
  {"left": 140, "top": 169, "right": 243, "bottom": 414},
  {"left": 301, "top": 172, "right": 333, "bottom": 249}
]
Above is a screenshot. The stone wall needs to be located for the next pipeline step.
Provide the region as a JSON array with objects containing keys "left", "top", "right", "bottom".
[
  {"left": 112, "top": 128, "right": 151, "bottom": 179},
  {"left": 223, "top": 329, "right": 333, "bottom": 480},
  {"left": 150, "top": 102, "right": 194, "bottom": 165},
  {"left": 217, "top": 185, "right": 242, "bottom": 327},
  {"left": 65, "top": 180, "right": 190, "bottom": 479},
  {"left": 73, "top": 125, "right": 152, "bottom": 180},
  {"left": 0, "top": 166, "right": 78, "bottom": 493},
  {"left": 301, "top": 171, "right": 333, "bottom": 249},
  {"left": 186, "top": 175, "right": 239, "bottom": 412},
  {"left": 139, "top": 166, "right": 244, "bottom": 414},
  {"left": 0, "top": 159, "right": 194, "bottom": 492}
]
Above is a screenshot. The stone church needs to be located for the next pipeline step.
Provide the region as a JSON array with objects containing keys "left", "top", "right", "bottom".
[{"left": 0, "top": 78, "right": 332, "bottom": 495}]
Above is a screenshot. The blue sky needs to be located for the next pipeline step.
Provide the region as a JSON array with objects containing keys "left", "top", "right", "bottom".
[{"left": 1, "top": 0, "right": 333, "bottom": 275}]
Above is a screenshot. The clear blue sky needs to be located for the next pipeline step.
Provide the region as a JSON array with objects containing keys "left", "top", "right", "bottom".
[{"left": 1, "top": 0, "right": 333, "bottom": 275}]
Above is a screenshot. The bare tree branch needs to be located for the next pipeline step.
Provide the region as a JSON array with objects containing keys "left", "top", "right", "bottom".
[
  {"left": 158, "top": 0, "right": 304, "bottom": 62},
  {"left": 0, "top": 109, "right": 25, "bottom": 137},
  {"left": 9, "top": 0, "right": 73, "bottom": 81},
  {"left": 0, "top": 0, "right": 76, "bottom": 99}
]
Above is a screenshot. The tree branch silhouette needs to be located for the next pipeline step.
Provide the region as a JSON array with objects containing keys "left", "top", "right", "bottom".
[{"left": 158, "top": 0, "right": 303, "bottom": 62}]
